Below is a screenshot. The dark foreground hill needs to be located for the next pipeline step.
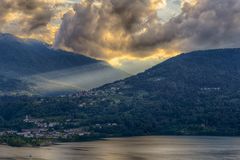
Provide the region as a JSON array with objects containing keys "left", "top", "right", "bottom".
[
  {"left": 1, "top": 48, "right": 240, "bottom": 137},
  {"left": 0, "top": 33, "right": 128, "bottom": 95}
]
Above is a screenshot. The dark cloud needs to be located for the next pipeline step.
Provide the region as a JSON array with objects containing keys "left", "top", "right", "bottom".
[
  {"left": 0, "top": 0, "right": 54, "bottom": 32},
  {"left": 55, "top": 0, "right": 240, "bottom": 60},
  {"left": 54, "top": 0, "right": 165, "bottom": 59},
  {"left": 135, "top": 0, "right": 240, "bottom": 52}
]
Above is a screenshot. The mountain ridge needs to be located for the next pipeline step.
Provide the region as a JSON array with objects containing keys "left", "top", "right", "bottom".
[
  {"left": 0, "top": 33, "right": 129, "bottom": 95},
  {"left": 70, "top": 48, "right": 240, "bottom": 135}
]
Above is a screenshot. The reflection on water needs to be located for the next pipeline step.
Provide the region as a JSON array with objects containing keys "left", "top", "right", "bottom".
[{"left": 1, "top": 136, "right": 240, "bottom": 160}]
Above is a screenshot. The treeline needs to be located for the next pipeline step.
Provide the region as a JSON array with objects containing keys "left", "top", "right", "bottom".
[{"left": 0, "top": 135, "right": 52, "bottom": 147}]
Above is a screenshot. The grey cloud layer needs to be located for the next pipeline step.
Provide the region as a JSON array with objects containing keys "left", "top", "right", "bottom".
[
  {"left": 54, "top": 0, "right": 164, "bottom": 58},
  {"left": 55, "top": 0, "right": 240, "bottom": 59},
  {"left": 0, "top": 0, "right": 54, "bottom": 32},
  {"left": 153, "top": 0, "right": 240, "bottom": 51}
]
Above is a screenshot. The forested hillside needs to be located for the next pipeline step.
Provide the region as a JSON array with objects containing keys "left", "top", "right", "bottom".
[{"left": 1, "top": 49, "right": 240, "bottom": 137}]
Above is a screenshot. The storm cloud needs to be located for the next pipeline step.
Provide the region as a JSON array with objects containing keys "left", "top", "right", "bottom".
[
  {"left": 0, "top": 0, "right": 55, "bottom": 33},
  {"left": 55, "top": 0, "right": 240, "bottom": 60},
  {"left": 54, "top": 0, "right": 166, "bottom": 59},
  {"left": 141, "top": 0, "right": 240, "bottom": 52}
]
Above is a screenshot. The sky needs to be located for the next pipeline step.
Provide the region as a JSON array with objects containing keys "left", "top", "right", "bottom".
[{"left": 0, "top": 0, "right": 240, "bottom": 74}]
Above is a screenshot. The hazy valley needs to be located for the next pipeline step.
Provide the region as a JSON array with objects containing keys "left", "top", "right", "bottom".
[{"left": 0, "top": 33, "right": 129, "bottom": 96}]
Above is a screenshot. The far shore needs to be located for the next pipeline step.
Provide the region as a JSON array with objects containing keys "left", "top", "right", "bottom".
[{"left": 1, "top": 135, "right": 240, "bottom": 148}]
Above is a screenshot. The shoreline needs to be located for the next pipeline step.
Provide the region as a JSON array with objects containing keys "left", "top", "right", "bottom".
[{"left": 1, "top": 135, "right": 240, "bottom": 148}]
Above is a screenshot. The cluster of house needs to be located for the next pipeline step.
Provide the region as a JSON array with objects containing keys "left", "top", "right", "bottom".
[
  {"left": 23, "top": 115, "right": 59, "bottom": 128},
  {"left": 200, "top": 87, "right": 221, "bottom": 91},
  {"left": 17, "top": 128, "right": 90, "bottom": 139},
  {"left": 0, "top": 128, "right": 90, "bottom": 139},
  {"left": 72, "top": 86, "right": 124, "bottom": 108},
  {"left": 0, "top": 115, "right": 90, "bottom": 139},
  {"left": 94, "top": 123, "right": 118, "bottom": 129},
  {"left": 71, "top": 86, "right": 122, "bottom": 98}
]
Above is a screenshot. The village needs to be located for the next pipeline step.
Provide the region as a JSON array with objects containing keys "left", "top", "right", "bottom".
[
  {"left": 0, "top": 115, "right": 91, "bottom": 139},
  {"left": 0, "top": 115, "right": 118, "bottom": 140}
]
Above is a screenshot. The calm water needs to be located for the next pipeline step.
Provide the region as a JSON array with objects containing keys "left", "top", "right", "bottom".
[{"left": 1, "top": 136, "right": 240, "bottom": 160}]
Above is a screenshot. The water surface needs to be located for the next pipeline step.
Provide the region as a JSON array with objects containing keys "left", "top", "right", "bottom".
[{"left": 0, "top": 136, "right": 240, "bottom": 160}]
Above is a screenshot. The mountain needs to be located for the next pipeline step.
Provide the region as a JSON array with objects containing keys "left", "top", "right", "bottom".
[
  {"left": 1, "top": 48, "right": 240, "bottom": 137},
  {"left": 0, "top": 33, "right": 129, "bottom": 95},
  {"left": 67, "top": 48, "right": 240, "bottom": 136},
  {"left": 101, "top": 48, "right": 240, "bottom": 98}
]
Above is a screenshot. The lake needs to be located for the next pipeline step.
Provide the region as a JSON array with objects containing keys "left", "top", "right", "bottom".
[{"left": 0, "top": 136, "right": 240, "bottom": 160}]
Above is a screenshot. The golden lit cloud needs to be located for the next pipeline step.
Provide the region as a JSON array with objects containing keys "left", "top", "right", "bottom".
[
  {"left": 0, "top": 0, "right": 74, "bottom": 44},
  {"left": 55, "top": 0, "right": 170, "bottom": 58},
  {"left": 17, "top": 24, "right": 59, "bottom": 44},
  {"left": 181, "top": 0, "right": 198, "bottom": 6},
  {"left": 42, "top": 0, "right": 66, "bottom": 3},
  {"left": 150, "top": 0, "right": 167, "bottom": 10}
]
